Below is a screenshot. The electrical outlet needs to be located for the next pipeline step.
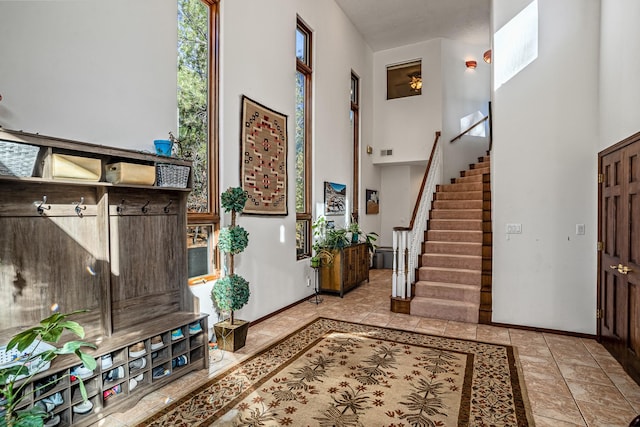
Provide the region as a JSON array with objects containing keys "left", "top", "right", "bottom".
[
  {"left": 506, "top": 223, "right": 522, "bottom": 234},
  {"left": 306, "top": 276, "right": 311, "bottom": 287},
  {"left": 576, "top": 224, "right": 585, "bottom": 235}
]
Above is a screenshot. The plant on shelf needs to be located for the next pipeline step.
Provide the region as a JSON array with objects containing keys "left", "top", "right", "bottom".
[
  {"left": 0, "top": 310, "right": 96, "bottom": 427},
  {"left": 311, "top": 216, "right": 334, "bottom": 268},
  {"left": 211, "top": 187, "right": 251, "bottom": 352}
]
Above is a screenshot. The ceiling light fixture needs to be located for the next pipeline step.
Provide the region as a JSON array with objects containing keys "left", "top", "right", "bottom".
[
  {"left": 465, "top": 60, "right": 477, "bottom": 69},
  {"left": 409, "top": 75, "right": 422, "bottom": 91},
  {"left": 483, "top": 50, "right": 492, "bottom": 64}
]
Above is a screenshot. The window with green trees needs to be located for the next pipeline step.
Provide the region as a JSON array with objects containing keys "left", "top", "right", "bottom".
[{"left": 178, "top": 0, "right": 220, "bottom": 280}]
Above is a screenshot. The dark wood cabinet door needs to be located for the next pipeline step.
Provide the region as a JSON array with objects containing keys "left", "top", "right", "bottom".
[{"left": 599, "top": 134, "right": 640, "bottom": 384}]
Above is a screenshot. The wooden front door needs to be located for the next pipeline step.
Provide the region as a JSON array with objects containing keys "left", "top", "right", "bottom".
[{"left": 599, "top": 131, "right": 640, "bottom": 384}]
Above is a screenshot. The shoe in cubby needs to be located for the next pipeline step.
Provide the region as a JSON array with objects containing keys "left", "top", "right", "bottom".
[
  {"left": 72, "top": 399, "right": 93, "bottom": 415},
  {"left": 188, "top": 321, "right": 203, "bottom": 335},
  {"left": 151, "top": 364, "right": 170, "bottom": 381},
  {"left": 100, "top": 354, "right": 113, "bottom": 370},
  {"left": 34, "top": 373, "right": 64, "bottom": 397},
  {"left": 70, "top": 364, "right": 94, "bottom": 381},
  {"left": 102, "top": 383, "right": 123, "bottom": 401},
  {"left": 102, "top": 366, "right": 125, "bottom": 383},
  {"left": 150, "top": 335, "right": 164, "bottom": 350},
  {"left": 171, "top": 328, "right": 184, "bottom": 341},
  {"left": 43, "top": 412, "right": 61, "bottom": 427},
  {"left": 128, "top": 341, "right": 146, "bottom": 358},
  {"left": 171, "top": 355, "right": 188, "bottom": 369},
  {"left": 128, "top": 356, "right": 147, "bottom": 373}
]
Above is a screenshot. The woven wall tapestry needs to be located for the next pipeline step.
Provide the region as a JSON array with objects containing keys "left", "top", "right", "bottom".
[{"left": 240, "top": 96, "right": 288, "bottom": 215}]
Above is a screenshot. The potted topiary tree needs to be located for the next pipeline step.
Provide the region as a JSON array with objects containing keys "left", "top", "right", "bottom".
[{"left": 211, "top": 187, "right": 251, "bottom": 352}]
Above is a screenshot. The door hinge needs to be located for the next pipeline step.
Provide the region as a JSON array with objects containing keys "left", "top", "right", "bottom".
[
  {"left": 597, "top": 241, "right": 603, "bottom": 251},
  {"left": 598, "top": 173, "right": 604, "bottom": 184},
  {"left": 596, "top": 308, "right": 603, "bottom": 319}
]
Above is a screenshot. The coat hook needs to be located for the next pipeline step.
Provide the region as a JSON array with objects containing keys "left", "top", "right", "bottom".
[
  {"left": 73, "top": 197, "right": 86, "bottom": 217},
  {"left": 163, "top": 200, "right": 173, "bottom": 213},
  {"left": 36, "top": 195, "right": 51, "bottom": 215},
  {"left": 117, "top": 199, "right": 126, "bottom": 215},
  {"left": 141, "top": 200, "right": 150, "bottom": 214}
]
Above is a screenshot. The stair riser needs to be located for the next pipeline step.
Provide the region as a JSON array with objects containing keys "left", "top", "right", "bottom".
[
  {"left": 462, "top": 168, "right": 489, "bottom": 177},
  {"left": 451, "top": 174, "right": 484, "bottom": 184},
  {"left": 435, "top": 191, "right": 483, "bottom": 201},
  {"left": 414, "top": 283, "right": 480, "bottom": 303},
  {"left": 428, "top": 220, "right": 482, "bottom": 231},
  {"left": 430, "top": 209, "right": 483, "bottom": 220},
  {"left": 426, "top": 230, "right": 482, "bottom": 243},
  {"left": 422, "top": 255, "right": 482, "bottom": 269},
  {"left": 471, "top": 161, "right": 490, "bottom": 169},
  {"left": 419, "top": 268, "right": 481, "bottom": 285},
  {"left": 410, "top": 298, "right": 479, "bottom": 323},
  {"left": 432, "top": 200, "right": 483, "bottom": 210},
  {"left": 423, "top": 242, "right": 482, "bottom": 256},
  {"left": 437, "top": 182, "right": 488, "bottom": 192}
]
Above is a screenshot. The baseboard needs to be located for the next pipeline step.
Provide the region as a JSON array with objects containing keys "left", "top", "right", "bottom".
[
  {"left": 249, "top": 293, "right": 316, "bottom": 327},
  {"left": 489, "top": 321, "right": 596, "bottom": 340}
]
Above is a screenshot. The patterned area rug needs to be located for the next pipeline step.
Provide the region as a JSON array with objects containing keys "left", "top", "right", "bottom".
[{"left": 139, "top": 318, "right": 533, "bottom": 426}]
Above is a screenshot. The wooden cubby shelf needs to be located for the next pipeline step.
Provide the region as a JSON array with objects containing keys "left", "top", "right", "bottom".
[{"left": 0, "top": 129, "right": 209, "bottom": 426}]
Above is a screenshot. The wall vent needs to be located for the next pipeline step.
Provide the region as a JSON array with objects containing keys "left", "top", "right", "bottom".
[{"left": 380, "top": 149, "right": 393, "bottom": 156}]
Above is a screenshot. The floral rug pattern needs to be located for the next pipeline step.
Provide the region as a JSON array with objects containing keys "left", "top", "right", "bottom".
[{"left": 140, "top": 318, "right": 532, "bottom": 427}]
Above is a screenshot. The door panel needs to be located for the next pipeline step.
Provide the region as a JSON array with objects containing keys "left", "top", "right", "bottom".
[{"left": 599, "top": 133, "right": 640, "bottom": 385}]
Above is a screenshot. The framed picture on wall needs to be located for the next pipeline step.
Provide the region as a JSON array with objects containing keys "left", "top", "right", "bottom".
[
  {"left": 324, "top": 181, "right": 346, "bottom": 216},
  {"left": 366, "top": 189, "right": 379, "bottom": 214}
]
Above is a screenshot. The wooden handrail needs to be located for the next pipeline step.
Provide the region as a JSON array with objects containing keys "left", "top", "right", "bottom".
[
  {"left": 408, "top": 131, "right": 441, "bottom": 230},
  {"left": 449, "top": 115, "right": 489, "bottom": 143}
]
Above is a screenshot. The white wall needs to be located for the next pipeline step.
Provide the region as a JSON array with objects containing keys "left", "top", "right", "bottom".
[
  {"left": 220, "top": 0, "right": 376, "bottom": 322},
  {"left": 599, "top": 0, "right": 640, "bottom": 150},
  {"left": 441, "top": 39, "right": 491, "bottom": 182},
  {"left": 0, "top": 0, "right": 177, "bottom": 150},
  {"left": 372, "top": 40, "right": 443, "bottom": 165},
  {"left": 1, "top": 0, "right": 376, "bottom": 324},
  {"left": 491, "top": 0, "right": 600, "bottom": 333}
]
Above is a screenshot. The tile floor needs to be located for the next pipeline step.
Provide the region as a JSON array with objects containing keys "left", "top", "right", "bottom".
[{"left": 101, "top": 270, "right": 640, "bottom": 427}]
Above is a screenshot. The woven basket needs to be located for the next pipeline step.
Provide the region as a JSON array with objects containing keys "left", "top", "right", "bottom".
[
  {"left": 156, "top": 163, "right": 190, "bottom": 188},
  {"left": 0, "top": 141, "right": 40, "bottom": 177}
]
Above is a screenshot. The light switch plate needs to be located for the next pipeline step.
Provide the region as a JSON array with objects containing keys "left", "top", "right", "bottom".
[
  {"left": 506, "top": 223, "right": 522, "bottom": 234},
  {"left": 576, "top": 224, "right": 585, "bottom": 235}
]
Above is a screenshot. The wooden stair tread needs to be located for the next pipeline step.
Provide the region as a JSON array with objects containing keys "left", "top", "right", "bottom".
[
  {"left": 419, "top": 266, "right": 481, "bottom": 274},
  {"left": 411, "top": 297, "right": 478, "bottom": 307}
]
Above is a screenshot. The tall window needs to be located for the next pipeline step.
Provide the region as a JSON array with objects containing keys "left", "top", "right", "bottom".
[
  {"left": 295, "top": 18, "right": 312, "bottom": 259},
  {"left": 350, "top": 72, "right": 360, "bottom": 221},
  {"left": 178, "top": 0, "right": 219, "bottom": 281}
]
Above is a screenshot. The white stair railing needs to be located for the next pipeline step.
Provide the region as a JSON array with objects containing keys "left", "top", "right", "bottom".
[{"left": 392, "top": 132, "right": 443, "bottom": 302}]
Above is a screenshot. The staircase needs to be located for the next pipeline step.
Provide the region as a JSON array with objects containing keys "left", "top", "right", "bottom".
[{"left": 410, "top": 155, "right": 491, "bottom": 323}]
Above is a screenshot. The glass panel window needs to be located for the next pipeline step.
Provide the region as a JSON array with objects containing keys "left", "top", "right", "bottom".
[
  {"left": 296, "top": 29, "right": 307, "bottom": 63},
  {"left": 295, "top": 71, "right": 306, "bottom": 214},
  {"left": 187, "top": 225, "right": 216, "bottom": 280},
  {"left": 296, "top": 18, "right": 312, "bottom": 259},
  {"left": 179, "top": 0, "right": 220, "bottom": 278},
  {"left": 178, "top": 0, "right": 211, "bottom": 214},
  {"left": 386, "top": 60, "right": 422, "bottom": 100}
]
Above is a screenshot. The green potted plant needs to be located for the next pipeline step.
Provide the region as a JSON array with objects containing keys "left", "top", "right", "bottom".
[
  {"left": 1, "top": 311, "right": 96, "bottom": 427},
  {"left": 310, "top": 217, "right": 335, "bottom": 268},
  {"left": 211, "top": 187, "right": 251, "bottom": 352}
]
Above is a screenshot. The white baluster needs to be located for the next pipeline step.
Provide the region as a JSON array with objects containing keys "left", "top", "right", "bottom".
[
  {"left": 392, "top": 230, "right": 398, "bottom": 297},
  {"left": 398, "top": 230, "right": 406, "bottom": 298}
]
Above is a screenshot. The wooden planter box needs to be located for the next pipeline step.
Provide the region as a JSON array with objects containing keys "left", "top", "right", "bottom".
[{"left": 214, "top": 319, "right": 249, "bottom": 352}]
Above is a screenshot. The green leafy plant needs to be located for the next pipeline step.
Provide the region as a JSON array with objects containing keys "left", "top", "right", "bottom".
[
  {"left": 212, "top": 274, "right": 250, "bottom": 312},
  {"left": 1, "top": 311, "right": 96, "bottom": 427},
  {"left": 218, "top": 226, "right": 249, "bottom": 255},
  {"left": 212, "top": 187, "right": 251, "bottom": 325}
]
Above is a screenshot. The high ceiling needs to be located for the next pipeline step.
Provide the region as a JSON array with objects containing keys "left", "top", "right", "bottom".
[{"left": 334, "top": 0, "right": 491, "bottom": 52}]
